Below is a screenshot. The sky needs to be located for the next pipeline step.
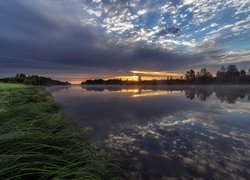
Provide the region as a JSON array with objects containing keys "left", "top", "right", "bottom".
[{"left": 0, "top": 0, "right": 249, "bottom": 83}]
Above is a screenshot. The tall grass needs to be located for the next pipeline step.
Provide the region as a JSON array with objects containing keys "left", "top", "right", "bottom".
[{"left": 0, "top": 83, "right": 120, "bottom": 179}]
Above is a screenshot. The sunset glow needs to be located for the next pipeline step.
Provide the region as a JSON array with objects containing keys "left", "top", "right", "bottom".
[
  {"left": 131, "top": 71, "right": 182, "bottom": 77},
  {"left": 1, "top": 0, "right": 250, "bottom": 179},
  {"left": 1, "top": 0, "right": 249, "bottom": 80}
]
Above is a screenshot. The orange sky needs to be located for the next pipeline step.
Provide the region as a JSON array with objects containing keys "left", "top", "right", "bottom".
[{"left": 69, "top": 70, "right": 184, "bottom": 84}]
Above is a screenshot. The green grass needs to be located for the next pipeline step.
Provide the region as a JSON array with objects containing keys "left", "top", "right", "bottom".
[{"left": 0, "top": 83, "right": 120, "bottom": 179}]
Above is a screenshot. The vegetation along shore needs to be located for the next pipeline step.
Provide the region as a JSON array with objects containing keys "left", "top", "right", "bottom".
[
  {"left": 0, "top": 83, "right": 119, "bottom": 179},
  {"left": 82, "top": 65, "right": 250, "bottom": 85}
]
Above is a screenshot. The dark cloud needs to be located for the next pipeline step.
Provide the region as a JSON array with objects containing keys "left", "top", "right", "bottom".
[{"left": 0, "top": 0, "right": 206, "bottom": 79}]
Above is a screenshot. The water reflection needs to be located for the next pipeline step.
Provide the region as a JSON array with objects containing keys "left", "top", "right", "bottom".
[
  {"left": 49, "top": 85, "right": 250, "bottom": 180},
  {"left": 82, "top": 85, "right": 250, "bottom": 103}
]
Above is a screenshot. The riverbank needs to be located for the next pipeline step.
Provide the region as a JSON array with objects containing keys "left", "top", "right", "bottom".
[{"left": 0, "top": 83, "right": 119, "bottom": 179}]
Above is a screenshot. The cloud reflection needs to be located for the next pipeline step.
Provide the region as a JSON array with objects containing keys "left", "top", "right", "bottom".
[{"left": 49, "top": 85, "right": 250, "bottom": 179}]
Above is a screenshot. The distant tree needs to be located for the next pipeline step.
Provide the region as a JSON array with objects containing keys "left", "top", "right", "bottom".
[
  {"left": 185, "top": 69, "right": 195, "bottom": 81},
  {"left": 226, "top": 65, "right": 239, "bottom": 81},
  {"left": 2, "top": 73, "right": 70, "bottom": 86},
  {"left": 196, "top": 68, "right": 213, "bottom": 83},
  {"left": 15, "top": 73, "right": 19, "bottom": 79},
  {"left": 84, "top": 79, "right": 105, "bottom": 85},
  {"left": 106, "top": 79, "right": 122, "bottom": 85},
  {"left": 221, "top": 66, "right": 226, "bottom": 73},
  {"left": 216, "top": 65, "right": 242, "bottom": 82},
  {"left": 239, "top": 69, "right": 247, "bottom": 82},
  {"left": 240, "top": 69, "right": 246, "bottom": 77},
  {"left": 216, "top": 66, "right": 226, "bottom": 81},
  {"left": 79, "top": 65, "right": 250, "bottom": 85},
  {"left": 19, "top": 73, "right": 26, "bottom": 79}
]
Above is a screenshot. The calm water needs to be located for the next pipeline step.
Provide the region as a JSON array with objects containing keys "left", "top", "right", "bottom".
[{"left": 48, "top": 85, "right": 250, "bottom": 180}]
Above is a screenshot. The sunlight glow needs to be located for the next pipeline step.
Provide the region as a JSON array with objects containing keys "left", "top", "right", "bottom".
[
  {"left": 119, "top": 89, "right": 140, "bottom": 93},
  {"left": 113, "top": 75, "right": 140, "bottom": 81},
  {"left": 69, "top": 80, "right": 83, "bottom": 85},
  {"left": 131, "top": 70, "right": 182, "bottom": 77}
]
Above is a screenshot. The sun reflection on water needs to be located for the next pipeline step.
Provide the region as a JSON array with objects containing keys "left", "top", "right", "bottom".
[{"left": 48, "top": 85, "right": 250, "bottom": 179}]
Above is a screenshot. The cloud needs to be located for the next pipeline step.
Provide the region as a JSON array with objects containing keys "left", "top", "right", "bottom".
[
  {"left": 0, "top": 0, "right": 206, "bottom": 76},
  {"left": 137, "top": 9, "right": 147, "bottom": 15},
  {"left": 214, "top": 50, "right": 250, "bottom": 65},
  {"left": 181, "top": 0, "right": 195, "bottom": 5},
  {"left": 0, "top": 0, "right": 249, "bottom": 81}
]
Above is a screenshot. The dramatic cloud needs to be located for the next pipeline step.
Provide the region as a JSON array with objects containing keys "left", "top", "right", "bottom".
[{"left": 0, "top": 0, "right": 249, "bottom": 82}]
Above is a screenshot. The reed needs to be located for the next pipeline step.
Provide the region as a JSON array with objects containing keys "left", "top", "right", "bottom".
[{"left": 0, "top": 83, "right": 120, "bottom": 179}]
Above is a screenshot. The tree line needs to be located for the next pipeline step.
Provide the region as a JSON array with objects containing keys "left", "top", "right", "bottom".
[
  {"left": 185, "top": 65, "right": 250, "bottom": 83},
  {"left": 83, "top": 79, "right": 123, "bottom": 85},
  {"left": 0, "top": 73, "right": 70, "bottom": 86},
  {"left": 83, "top": 64, "right": 250, "bottom": 85}
]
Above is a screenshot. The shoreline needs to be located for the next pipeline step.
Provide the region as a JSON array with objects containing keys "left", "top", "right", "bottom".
[{"left": 0, "top": 83, "right": 119, "bottom": 179}]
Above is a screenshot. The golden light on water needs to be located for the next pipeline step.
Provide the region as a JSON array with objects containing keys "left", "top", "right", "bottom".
[
  {"left": 119, "top": 89, "right": 140, "bottom": 93},
  {"left": 131, "top": 90, "right": 181, "bottom": 97},
  {"left": 105, "top": 88, "right": 182, "bottom": 97}
]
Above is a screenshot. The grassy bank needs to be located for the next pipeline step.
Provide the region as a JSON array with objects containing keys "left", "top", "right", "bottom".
[{"left": 0, "top": 83, "right": 119, "bottom": 179}]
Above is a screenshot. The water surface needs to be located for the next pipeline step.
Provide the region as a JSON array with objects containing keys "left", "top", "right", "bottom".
[{"left": 49, "top": 85, "right": 250, "bottom": 180}]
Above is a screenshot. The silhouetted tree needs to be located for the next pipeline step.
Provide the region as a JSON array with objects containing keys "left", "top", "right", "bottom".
[
  {"left": 216, "top": 66, "right": 226, "bottom": 81},
  {"left": 226, "top": 65, "right": 239, "bottom": 81},
  {"left": 215, "top": 65, "right": 248, "bottom": 83},
  {"left": 185, "top": 69, "right": 195, "bottom": 81},
  {"left": 84, "top": 79, "right": 105, "bottom": 85},
  {"left": 240, "top": 69, "right": 246, "bottom": 76},
  {"left": 79, "top": 65, "right": 250, "bottom": 85},
  {"left": 239, "top": 69, "right": 247, "bottom": 82},
  {"left": 196, "top": 68, "right": 213, "bottom": 83},
  {"left": 0, "top": 73, "right": 70, "bottom": 86}
]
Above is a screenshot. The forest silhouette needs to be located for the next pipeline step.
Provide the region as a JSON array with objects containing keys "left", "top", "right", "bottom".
[{"left": 83, "top": 65, "right": 250, "bottom": 85}]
